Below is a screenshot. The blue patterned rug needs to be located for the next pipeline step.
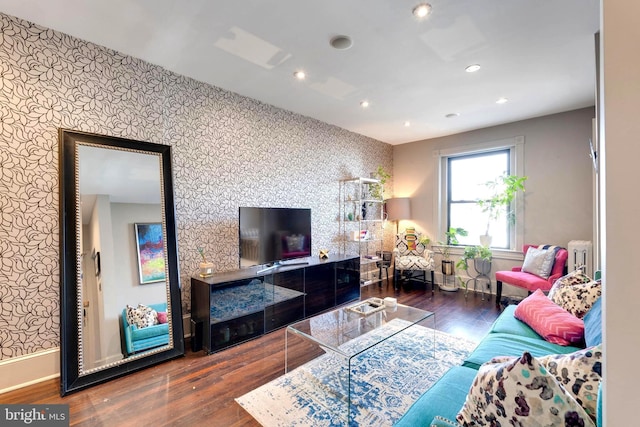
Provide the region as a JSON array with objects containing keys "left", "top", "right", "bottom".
[{"left": 236, "top": 319, "right": 477, "bottom": 426}]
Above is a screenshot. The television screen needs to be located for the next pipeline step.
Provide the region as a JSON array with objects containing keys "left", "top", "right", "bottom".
[{"left": 239, "top": 207, "right": 312, "bottom": 267}]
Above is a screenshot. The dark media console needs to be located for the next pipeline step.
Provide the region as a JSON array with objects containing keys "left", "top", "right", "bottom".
[{"left": 190, "top": 255, "right": 360, "bottom": 354}]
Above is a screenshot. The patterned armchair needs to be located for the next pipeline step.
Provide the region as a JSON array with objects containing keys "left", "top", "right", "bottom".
[{"left": 393, "top": 228, "right": 436, "bottom": 292}]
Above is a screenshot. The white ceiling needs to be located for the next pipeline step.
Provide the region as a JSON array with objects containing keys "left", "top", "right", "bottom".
[
  {"left": 78, "top": 144, "right": 162, "bottom": 224},
  {"left": 0, "top": 0, "right": 600, "bottom": 145}
]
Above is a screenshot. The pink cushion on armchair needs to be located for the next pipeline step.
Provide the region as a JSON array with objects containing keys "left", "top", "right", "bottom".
[
  {"left": 494, "top": 244, "right": 568, "bottom": 304},
  {"left": 495, "top": 269, "right": 555, "bottom": 293}
]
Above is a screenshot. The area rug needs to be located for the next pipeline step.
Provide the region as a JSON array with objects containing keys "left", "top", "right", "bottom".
[{"left": 235, "top": 319, "right": 477, "bottom": 426}]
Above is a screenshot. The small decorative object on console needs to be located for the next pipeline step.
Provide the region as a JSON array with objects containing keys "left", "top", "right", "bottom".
[
  {"left": 319, "top": 249, "right": 329, "bottom": 259},
  {"left": 200, "top": 262, "right": 214, "bottom": 278},
  {"left": 383, "top": 297, "right": 397, "bottom": 308},
  {"left": 345, "top": 297, "right": 386, "bottom": 316},
  {"left": 198, "top": 247, "right": 214, "bottom": 278}
]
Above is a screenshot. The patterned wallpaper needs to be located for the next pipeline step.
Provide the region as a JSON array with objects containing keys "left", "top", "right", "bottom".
[{"left": 0, "top": 13, "right": 392, "bottom": 360}]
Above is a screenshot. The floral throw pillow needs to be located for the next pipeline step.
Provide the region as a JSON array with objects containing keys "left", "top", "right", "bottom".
[
  {"left": 538, "top": 344, "right": 603, "bottom": 420},
  {"left": 548, "top": 270, "right": 601, "bottom": 318},
  {"left": 125, "top": 304, "right": 157, "bottom": 329},
  {"left": 457, "top": 352, "right": 595, "bottom": 427}
]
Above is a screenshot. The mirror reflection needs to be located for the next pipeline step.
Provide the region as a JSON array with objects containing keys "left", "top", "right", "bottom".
[{"left": 77, "top": 144, "right": 171, "bottom": 373}]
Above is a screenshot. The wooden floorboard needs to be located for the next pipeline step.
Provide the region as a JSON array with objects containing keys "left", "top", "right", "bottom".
[{"left": 0, "top": 281, "right": 502, "bottom": 426}]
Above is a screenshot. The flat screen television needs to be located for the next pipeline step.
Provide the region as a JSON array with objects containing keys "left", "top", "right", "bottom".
[{"left": 239, "top": 207, "right": 312, "bottom": 268}]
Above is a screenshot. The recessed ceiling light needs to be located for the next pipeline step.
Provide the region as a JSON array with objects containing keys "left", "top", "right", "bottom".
[
  {"left": 293, "top": 70, "right": 306, "bottom": 80},
  {"left": 330, "top": 35, "right": 353, "bottom": 50},
  {"left": 445, "top": 113, "right": 460, "bottom": 118},
  {"left": 496, "top": 97, "right": 509, "bottom": 104},
  {"left": 465, "top": 64, "right": 481, "bottom": 73},
  {"left": 412, "top": 3, "right": 433, "bottom": 19},
  {"left": 404, "top": 121, "right": 411, "bottom": 127},
  {"left": 360, "top": 100, "right": 370, "bottom": 108}
]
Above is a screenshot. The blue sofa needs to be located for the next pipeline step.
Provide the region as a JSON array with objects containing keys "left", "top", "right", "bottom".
[
  {"left": 395, "top": 297, "right": 603, "bottom": 426},
  {"left": 122, "top": 302, "right": 170, "bottom": 355}
]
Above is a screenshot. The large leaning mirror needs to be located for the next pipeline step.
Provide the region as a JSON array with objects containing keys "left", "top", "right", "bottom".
[{"left": 59, "top": 129, "right": 184, "bottom": 395}]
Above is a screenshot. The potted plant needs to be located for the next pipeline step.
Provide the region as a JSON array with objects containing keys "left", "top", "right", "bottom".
[
  {"left": 456, "top": 245, "right": 492, "bottom": 276},
  {"left": 477, "top": 174, "right": 527, "bottom": 247},
  {"left": 418, "top": 235, "right": 431, "bottom": 247},
  {"left": 369, "top": 165, "right": 391, "bottom": 200},
  {"left": 433, "top": 227, "right": 467, "bottom": 276}
]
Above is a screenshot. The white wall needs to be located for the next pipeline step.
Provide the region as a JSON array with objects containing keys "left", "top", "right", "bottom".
[
  {"left": 110, "top": 203, "right": 166, "bottom": 305},
  {"left": 393, "top": 108, "right": 595, "bottom": 294},
  {"left": 601, "top": 0, "right": 640, "bottom": 422}
]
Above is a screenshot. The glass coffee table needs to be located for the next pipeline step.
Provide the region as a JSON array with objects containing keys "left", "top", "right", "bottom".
[{"left": 285, "top": 298, "right": 435, "bottom": 425}]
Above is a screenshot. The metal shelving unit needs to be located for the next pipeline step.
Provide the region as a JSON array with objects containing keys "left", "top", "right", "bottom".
[{"left": 339, "top": 178, "right": 384, "bottom": 287}]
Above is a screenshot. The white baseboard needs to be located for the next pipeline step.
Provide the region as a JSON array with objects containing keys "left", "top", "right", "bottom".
[
  {"left": 0, "top": 348, "right": 60, "bottom": 395},
  {"left": 183, "top": 313, "right": 192, "bottom": 337},
  {"left": 0, "top": 316, "right": 193, "bottom": 395},
  {"left": 435, "top": 272, "right": 496, "bottom": 295}
]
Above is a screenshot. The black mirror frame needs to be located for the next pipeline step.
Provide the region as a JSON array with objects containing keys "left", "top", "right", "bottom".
[{"left": 59, "top": 129, "right": 184, "bottom": 396}]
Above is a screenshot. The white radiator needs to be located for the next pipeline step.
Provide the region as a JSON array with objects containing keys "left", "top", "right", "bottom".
[{"left": 568, "top": 240, "right": 593, "bottom": 277}]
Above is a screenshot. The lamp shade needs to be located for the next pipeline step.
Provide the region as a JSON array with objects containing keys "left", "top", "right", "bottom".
[{"left": 385, "top": 197, "right": 411, "bottom": 221}]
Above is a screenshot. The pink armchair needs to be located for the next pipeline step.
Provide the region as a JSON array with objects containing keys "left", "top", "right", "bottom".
[{"left": 495, "top": 244, "right": 568, "bottom": 305}]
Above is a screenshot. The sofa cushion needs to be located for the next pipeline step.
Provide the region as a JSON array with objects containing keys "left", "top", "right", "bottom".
[
  {"left": 494, "top": 270, "right": 555, "bottom": 293},
  {"left": 549, "top": 270, "right": 601, "bottom": 318},
  {"left": 393, "top": 366, "right": 478, "bottom": 427},
  {"left": 395, "top": 255, "right": 434, "bottom": 270},
  {"left": 430, "top": 416, "right": 462, "bottom": 427},
  {"left": 583, "top": 297, "right": 603, "bottom": 347},
  {"left": 538, "top": 344, "right": 603, "bottom": 421},
  {"left": 462, "top": 332, "right": 582, "bottom": 370},
  {"left": 514, "top": 289, "right": 584, "bottom": 346},
  {"left": 130, "top": 322, "right": 169, "bottom": 341},
  {"left": 456, "top": 352, "right": 595, "bottom": 427},
  {"left": 597, "top": 382, "right": 603, "bottom": 427},
  {"left": 488, "top": 305, "right": 540, "bottom": 339},
  {"left": 521, "top": 246, "right": 557, "bottom": 279}
]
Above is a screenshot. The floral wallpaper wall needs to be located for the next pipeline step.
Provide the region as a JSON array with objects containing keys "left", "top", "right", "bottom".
[{"left": 0, "top": 13, "right": 392, "bottom": 360}]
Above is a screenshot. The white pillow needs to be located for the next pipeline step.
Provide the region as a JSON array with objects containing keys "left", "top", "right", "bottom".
[{"left": 521, "top": 246, "right": 556, "bottom": 278}]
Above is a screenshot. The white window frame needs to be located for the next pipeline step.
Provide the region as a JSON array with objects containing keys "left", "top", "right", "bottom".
[{"left": 433, "top": 136, "right": 525, "bottom": 259}]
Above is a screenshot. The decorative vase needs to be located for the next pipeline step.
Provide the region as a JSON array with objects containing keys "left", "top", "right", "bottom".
[
  {"left": 473, "top": 258, "right": 492, "bottom": 276},
  {"left": 479, "top": 235, "right": 492, "bottom": 247},
  {"left": 441, "top": 260, "right": 455, "bottom": 276},
  {"left": 199, "top": 262, "right": 214, "bottom": 278}
]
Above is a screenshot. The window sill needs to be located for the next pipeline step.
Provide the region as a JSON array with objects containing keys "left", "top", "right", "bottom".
[{"left": 431, "top": 245, "right": 524, "bottom": 262}]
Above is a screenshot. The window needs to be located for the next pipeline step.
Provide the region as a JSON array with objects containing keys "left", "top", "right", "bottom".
[
  {"left": 435, "top": 136, "right": 524, "bottom": 251},
  {"left": 448, "top": 150, "right": 510, "bottom": 248}
]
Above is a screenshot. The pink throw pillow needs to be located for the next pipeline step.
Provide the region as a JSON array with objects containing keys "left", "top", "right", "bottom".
[
  {"left": 157, "top": 311, "right": 168, "bottom": 324},
  {"left": 514, "top": 289, "right": 584, "bottom": 346}
]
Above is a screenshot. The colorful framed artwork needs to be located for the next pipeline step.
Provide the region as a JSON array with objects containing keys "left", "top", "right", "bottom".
[{"left": 134, "top": 223, "right": 166, "bottom": 284}]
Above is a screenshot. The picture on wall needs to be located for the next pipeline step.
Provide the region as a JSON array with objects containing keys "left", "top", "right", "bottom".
[
  {"left": 93, "top": 250, "right": 101, "bottom": 276},
  {"left": 134, "top": 223, "right": 166, "bottom": 284}
]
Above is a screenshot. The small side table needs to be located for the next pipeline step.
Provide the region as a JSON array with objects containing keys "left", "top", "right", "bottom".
[
  {"left": 463, "top": 258, "right": 492, "bottom": 300},
  {"left": 440, "top": 260, "right": 457, "bottom": 291}
]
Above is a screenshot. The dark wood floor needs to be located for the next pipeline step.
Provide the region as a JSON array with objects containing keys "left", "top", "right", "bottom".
[{"left": 0, "top": 281, "right": 502, "bottom": 426}]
